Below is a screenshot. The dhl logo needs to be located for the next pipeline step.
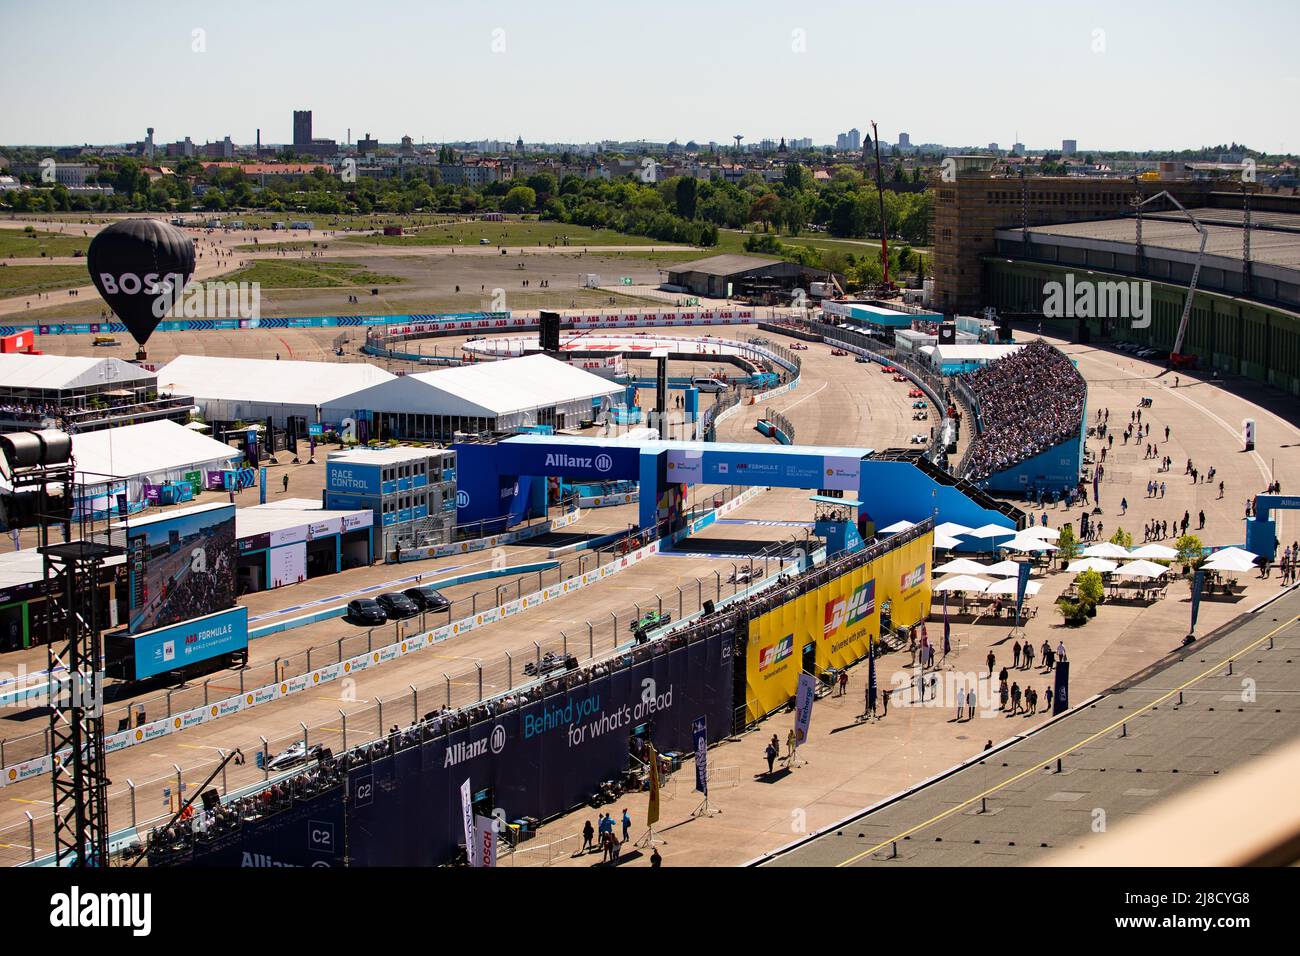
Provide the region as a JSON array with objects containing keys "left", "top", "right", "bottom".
[
  {"left": 759, "top": 635, "right": 793, "bottom": 671},
  {"left": 823, "top": 581, "right": 875, "bottom": 637}
]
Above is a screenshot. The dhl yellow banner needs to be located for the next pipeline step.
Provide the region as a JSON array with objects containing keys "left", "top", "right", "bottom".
[{"left": 745, "top": 531, "right": 933, "bottom": 721}]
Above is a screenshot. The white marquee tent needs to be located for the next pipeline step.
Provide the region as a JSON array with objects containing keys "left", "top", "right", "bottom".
[
  {"left": 324, "top": 354, "right": 623, "bottom": 437},
  {"left": 156, "top": 355, "right": 395, "bottom": 427}
]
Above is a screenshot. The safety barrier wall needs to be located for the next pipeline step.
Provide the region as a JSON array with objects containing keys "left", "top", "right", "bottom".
[
  {"left": 395, "top": 505, "right": 581, "bottom": 562},
  {"left": 150, "top": 622, "right": 737, "bottom": 868}
]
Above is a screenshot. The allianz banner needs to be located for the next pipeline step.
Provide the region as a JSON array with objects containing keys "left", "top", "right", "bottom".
[
  {"left": 157, "top": 786, "right": 345, "bottom": 868},
  {"left": 345, "top": 627, "right": 735, "bottom": 866},
  {"left": 746, "top": 531, "right": 933, "bottom": 721}
]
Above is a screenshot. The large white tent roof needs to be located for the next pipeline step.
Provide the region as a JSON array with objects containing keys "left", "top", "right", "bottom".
[
  {"left": 0, "top": 353, "right": 156, "bottom": 391},
  {"left": 330, "top": 354, "right": 622, "bottom": 418},
  {"left": 72, "top": 419, "right": 239, "bottom": 483},
  {"left": 156, "top": 355, "right": 394, "bottom": 408}
]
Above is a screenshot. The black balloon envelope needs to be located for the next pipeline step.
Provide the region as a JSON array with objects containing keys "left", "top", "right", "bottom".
[{"left": 86, "top": 218, "right": 196, "bottom": 355}]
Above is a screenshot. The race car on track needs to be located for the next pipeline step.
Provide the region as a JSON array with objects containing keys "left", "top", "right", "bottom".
[
  {"left": 893, "top": 374, "right": 907, "bottom": 381},
  {"left": 854, "top": 355, "right": 869, "bottom": 363},
  {"left": 789, "top": 342, "right": 808, "bottom": 350},
  {"left": 631, "top": 609, "right": 672, "bottom": 634},
  {"left": 912, "top": 400, "right": 927, "bottom": 409},
  {"left": 908, "top": 388, "right": 924, "bottom": 398},
  {"left": 830, "top": 348, "right": 848, "bottom": 356}
]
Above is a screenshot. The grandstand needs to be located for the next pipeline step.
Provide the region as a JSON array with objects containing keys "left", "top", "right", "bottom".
[{"left": 955, "top": 341, "right": 1087, "bottom": 494}]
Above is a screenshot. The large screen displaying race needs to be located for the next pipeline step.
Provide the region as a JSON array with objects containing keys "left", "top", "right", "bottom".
[{"left": 127, "top": 504, "right": 237, "bottom": 635}]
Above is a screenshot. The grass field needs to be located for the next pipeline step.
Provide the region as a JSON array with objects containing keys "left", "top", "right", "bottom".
[
  {"left": 191, "top": 212, "right": 455, "bottom": 231},
  {"left": 221, "top": 260, "right": 404, "bottom": 289},
  {"left": 0, "top": 264, "right": 91, "bottom": 299},
  {"left": 340, "top": 219, "right": 679, "bottom": 249},
  {"left": 0, "top": 230, "right": 93, "bottom": 259}
]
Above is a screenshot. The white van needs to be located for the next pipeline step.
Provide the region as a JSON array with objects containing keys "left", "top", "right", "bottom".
[{"left": 691, "top": 376, "right": 728, "bottom": 393}]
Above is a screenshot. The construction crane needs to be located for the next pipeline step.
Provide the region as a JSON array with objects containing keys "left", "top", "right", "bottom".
[
  {"left": 869, "top": 121, "right": 895, "bottom": 294},
  {"left": 1135, "top": 190, "right": 1207, "bottom": 369}
]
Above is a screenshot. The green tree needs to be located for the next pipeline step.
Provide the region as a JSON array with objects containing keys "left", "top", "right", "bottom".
[
  {"left": 502, "top": 185, "right": 536, "bottom": 213},
  {"left": 1175, "top": 534, "right": 1204, "bottom": 568},
  {"left": 1109, "top": 527, "right": 1133, "bottom": 549},
  {"left": 675, "top": 177, "right": 698, "bottom": 219},
  {"left": 1057, "top": 523, "right": 1079, "bottom": 562},
  {"left": 1076, "top": 569, "right": 1104, "bottom": 607}
]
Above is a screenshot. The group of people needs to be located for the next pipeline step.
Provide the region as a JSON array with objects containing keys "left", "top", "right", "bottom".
[
  {"left": 961, "top": 341, "right": 1087, "bottom": 481},
  {"left": 581, "top": 809, "right": 635, "bottom": 864}
]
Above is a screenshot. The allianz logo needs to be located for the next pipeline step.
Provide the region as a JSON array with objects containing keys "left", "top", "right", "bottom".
[
  {"left": 443, "top": 724, "right": 507, "bottom": 768},
  {"left": 543, "top": 452, "right": 613, "bottom": 472}
]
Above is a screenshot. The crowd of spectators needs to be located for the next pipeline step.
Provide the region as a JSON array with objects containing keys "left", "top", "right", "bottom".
[{"left": 960, "top": 342, "right": 1086, "bottom": 481}]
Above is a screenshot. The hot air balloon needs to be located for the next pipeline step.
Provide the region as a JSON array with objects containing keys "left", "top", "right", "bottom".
[{"left": 87, "top": 218, "right": 195, "bottom": 361}]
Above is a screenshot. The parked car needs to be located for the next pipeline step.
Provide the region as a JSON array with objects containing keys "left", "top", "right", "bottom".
[
  {"left": 403, "top": 585, "right": 451, "bottom": 613},
  {"left": 376, "top": 591, "right": 420, "bottom": 619},
  {"left": 346, "top": 598, "right": 387, "bottom": 626}
]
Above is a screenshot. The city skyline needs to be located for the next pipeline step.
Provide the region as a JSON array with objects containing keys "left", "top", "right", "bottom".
[{"left": 1, "top": 0, "right": 1296, "bottom": 152}]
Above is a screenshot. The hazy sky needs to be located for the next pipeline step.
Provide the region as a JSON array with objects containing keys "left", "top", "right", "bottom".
[{"left": 2, "top": 0, "right": 1296, "bottom": 152}]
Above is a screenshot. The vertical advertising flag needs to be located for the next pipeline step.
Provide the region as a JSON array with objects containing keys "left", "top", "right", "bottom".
[
  {"left": 460, "top": 778, "right": 478, "bottom": 867},
  {"left": 794, "top": 672, "right": 816, "bottom": 745},
  {"left": 259, "top": 466, "right": 268, "bottom": 505},
  {"left": 1093, "top": 471, "right": 1100, "bottom": 505},
  {"left": 474, "top": 815, "right": 498, "bottom": 868},
  {"left": 692, "top": 716, "right": 708, "bottom": 794},
  {"left": 867, "top": 640, "right": 878, "bottom": 713},
  {"left": 1015, "top": 561, "right": 1032, "bottom": 627},
  {"left": 1190, "top": 569, "right": 1206, "bottom": 635},
  {"left": 1052, "top": 660, "right": 1070, "bottom": 715},
  {"left": 646, "top": 744, "right": 661, "bottom": 826}
]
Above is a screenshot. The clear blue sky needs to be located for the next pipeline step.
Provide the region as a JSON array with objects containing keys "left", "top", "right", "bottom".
[{"left": 2, "top": 0, "right": 1296, "bottom": 152}]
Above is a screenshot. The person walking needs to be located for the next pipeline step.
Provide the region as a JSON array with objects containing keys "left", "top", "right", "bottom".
[
  {"left": 1023, "top": 641, "right": 1034, "bottom": 670},
  {"left": 838, "top": 669, "right": 849, "bottom": 698},
  {"left": 1012, "top": 641, "right": 1021, "bottom": 669},
  {"left": 1010, "top": 682, "right": 1022, "bottom": 715},
  {"left": 621, "top": 808, "right": 631, "bottom": 843},
  {"left": 281, "top": 473, "right": 289, "bottom": 494},
  {"left": 764, "top": 738, "right": 778, "bottom": 775},
  {"left": 999, "top": 682, "right": 1009, "bottom": 711},
  {"left": 650, "top": 847, "right": 662, "bottom": 868},
  {"left": 1045, "top": 686, "right": 1053, "bottom": 713},
  {"left": 582, "top": 819, "right": 595, "bottom": 854},
  {"left": 967, "top": 686, "right": 977, "bottom": 721},
  {"left": 1057, "top": 640, "right": 1067, "bottom": 664},
  {"left": 881, "top": 687, "right": 891, "bottom": 718},
  {"left": 986, "top": 650, "right": 996, "bottom": 676},
  {"left": 955, "top": 687, "right": 965, "bottom": 722}
]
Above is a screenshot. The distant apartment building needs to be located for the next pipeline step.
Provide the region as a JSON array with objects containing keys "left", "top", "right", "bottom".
[
  {"left": 12, "top": 161, "right": 98, "bottom": 187},
  {"left": 437, "top": 162, "right": 500, "bottom": 187},
  {"left": 897, "top": 132, "right": 911, "bottom": 149},
  {"left": 293, "top": 110, "right": 313, "bottom": 146},
  {"left": 165, "top": 137, "right": 195, "bottom": 159},
  {"left": 1062, "top": 139, "right": 1078, "bottom": 156},
  {"left": 848, "top": 128, "right": 861, "bottom": 151},
  {"left": 201, "top": 136, "right": 235, "bottom": 160},
  {"left": 356, "top": 133, "right": 380, "bottom": 153}
]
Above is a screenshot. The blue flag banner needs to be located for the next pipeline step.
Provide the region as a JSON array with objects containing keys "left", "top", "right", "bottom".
[
  {"left": 1015, "top": 561, "right": 1032, "bottom": 626},
  {"left": 692, "top": 716, "right": 708, "bottom": 794},
  {"left": 1053, "top": 660, "right": 1070, "bottom": 715},
  {"left": 794, "top": 673, "right": 816, "bottom": 745},
  {"left": 1190, "top": 569, "right": 1206, "bottom": 634},
  {"left": 259, "top": 467, "right": 268, "bottom": 505}
]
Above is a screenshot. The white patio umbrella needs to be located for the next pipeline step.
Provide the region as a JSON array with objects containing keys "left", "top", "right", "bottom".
[
  {"left": 1082, "top": 542, "right": 1132, "bottom": 559},
  {"left": 1202, "top": 552, "right": 1256, "bottom": 573},
  {"left": 878, "top": 520, "right": 916, "bottom": 534},
  {"left": 1067, "top": 557, "right": 1119, "bottom": 574},
  {"left": 933, "top": 557, "right": 991, "bottom": 575},
  {"left": 1128, "top": 543, "right": 1178, "bottom": 561},
  {"left": 1021, "top": 525, "right": 1061, "bottom": 540},
  {"left": 963, "top": 523, "right": 1017, "bottom": 541},
  {"left": 934, "top": 521, "right": 974, "bottom": 539},
  {"left": 932, "top": 575, "right": 991, "bottom": 593},
  {"left": 1114, "top": 560, "right": 1169, "bottom": 579},
  {"left": 933, "top": 532, "right": 964, "bottom": 550},
  {"left": 1001, "top": 535, "right": 1057, "bottom": 553},
  {"left": 985, "top": 577, "right": 1042, "bottom": 596},
  {"left": 184, "top": 420, "right": 212, "bottom": 431},
  {"left": 1207, "top": 546, "right": 1258, "bottom": 565},
  {"left": 985, "top": 560, "right": 1029, "bottom": 577}
]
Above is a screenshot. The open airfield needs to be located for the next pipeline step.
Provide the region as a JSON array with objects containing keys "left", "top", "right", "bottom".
[{"left": 0, "top": 305, "right": 1296, "bottom": 869}]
